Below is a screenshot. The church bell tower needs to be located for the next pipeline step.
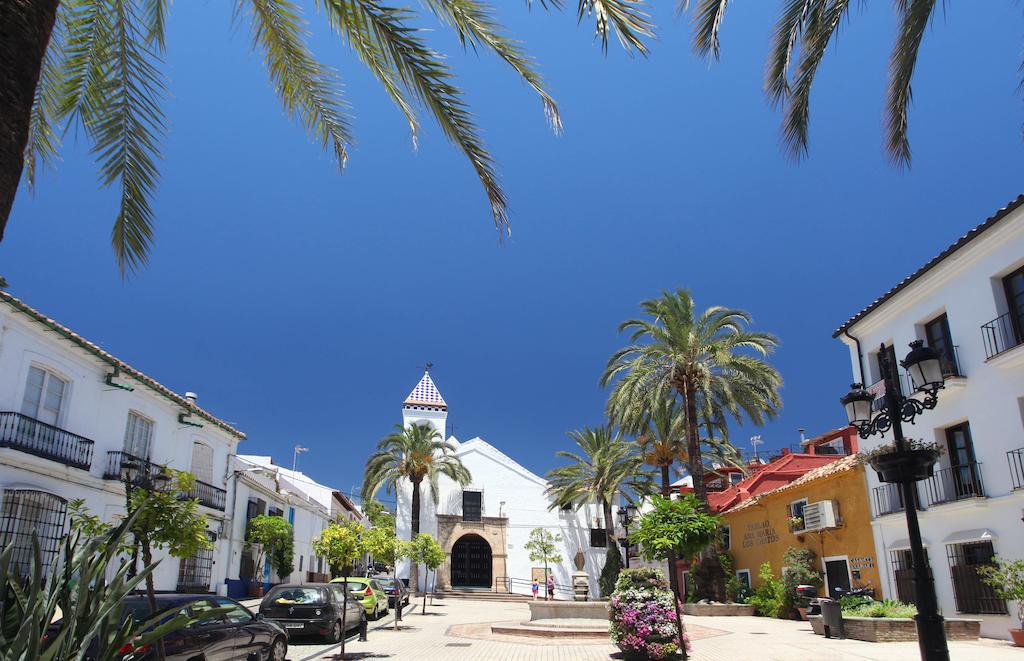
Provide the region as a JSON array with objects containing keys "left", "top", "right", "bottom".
[{"left": 401, "top": 368, "right": 448, "bottom": 438}]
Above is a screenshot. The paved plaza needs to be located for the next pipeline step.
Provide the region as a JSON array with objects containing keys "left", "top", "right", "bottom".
[{"left": 246, "top": 598, "right": 1024, "bottom": 660}]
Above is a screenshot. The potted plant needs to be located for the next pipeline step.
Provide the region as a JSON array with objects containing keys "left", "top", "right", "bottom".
[
  {"left": 977, "top": 557, "right": 1024, "bottom": 646},
  {"left": 786, "top": 516, "right": 803, "bottom": 533},
  {"left": 857, "top": 439, "right": 942, "bottom": 483}
]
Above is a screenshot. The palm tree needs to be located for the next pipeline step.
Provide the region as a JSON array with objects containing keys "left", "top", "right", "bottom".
[
  {"left": 545, "top": 425, "right": 652, "bottom": 548},
  {"left": 602, "top": 289, "right": 782, "bottom": 510},
  {"left": 1, "top": 0, "right": 561, "bottom": 274},
  {"left": 629, "top": 396, "right": 686, "bottom": 498}
]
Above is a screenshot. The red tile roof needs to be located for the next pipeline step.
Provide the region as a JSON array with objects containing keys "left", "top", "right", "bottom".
[{"left": 706, "top": 452, "right": 843, "bottom": 513}]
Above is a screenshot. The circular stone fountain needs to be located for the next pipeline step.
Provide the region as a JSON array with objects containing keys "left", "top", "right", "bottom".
[{"left": 489, "top": 601, "right": 610, "bottom": 639}]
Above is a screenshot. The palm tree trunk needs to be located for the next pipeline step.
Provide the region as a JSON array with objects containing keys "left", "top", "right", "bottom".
[
  {"left": 602, "top": 499, "right": 615, "bottom": 548},
  {"left": 0, "top": 0, "right": 59, "bottom": 240},
  {"left": 660, "top": 464, "right": 671, "bottom": 498},
  {"left": 410, "top": 479, "right": 421, "bottom": 594},
  {"left": 682, "top": 381, "right": 708, "bottom": 510}
]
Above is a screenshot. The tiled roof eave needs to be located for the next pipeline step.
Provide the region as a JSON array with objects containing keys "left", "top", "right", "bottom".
[{"left": 0, "top": 291, "right": 245, "bottom": 439}]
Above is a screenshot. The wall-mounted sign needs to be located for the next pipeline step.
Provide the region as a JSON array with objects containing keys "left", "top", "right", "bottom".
[
  {"left": 741, "top": 521, "right": 779, "bottom": 548},
  {"left": 850, "top": 556, "right": 875, "bottom": 569}
]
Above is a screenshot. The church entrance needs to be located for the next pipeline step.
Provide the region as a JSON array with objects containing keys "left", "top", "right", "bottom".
[{"left": 451, "top": 534, "right": 492, "bottom": 588}]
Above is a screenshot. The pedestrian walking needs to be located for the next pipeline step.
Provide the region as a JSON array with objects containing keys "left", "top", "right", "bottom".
[
  {"left": 546, "top": 573, "right": 555, "bottom": 601},
  {"left": 531, "top": 578, "right": 539, "bottom": 600}
]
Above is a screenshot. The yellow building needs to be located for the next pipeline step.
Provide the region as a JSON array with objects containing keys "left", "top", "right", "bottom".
[{"left": 718, "top": 455, "right": 884, "bottom": 598}]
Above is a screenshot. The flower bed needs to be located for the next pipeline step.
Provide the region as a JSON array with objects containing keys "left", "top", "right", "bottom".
[
  {"left": 683, "top": 602, "right": 756, "bottom": 616},
  {"left": 609, "top": 568, "right": 689, "bottom": 660}
]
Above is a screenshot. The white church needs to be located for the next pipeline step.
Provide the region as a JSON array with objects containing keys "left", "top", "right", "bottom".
[{"left": 393, "top": 371, "right": 613, "bottom": 597}]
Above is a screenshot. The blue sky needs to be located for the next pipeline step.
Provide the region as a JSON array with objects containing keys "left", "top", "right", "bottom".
[{"left": 2, "top": 2, "right": 1022, "bottom": 504}]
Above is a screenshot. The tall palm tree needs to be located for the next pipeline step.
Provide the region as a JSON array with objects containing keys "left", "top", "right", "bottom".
[
  {"left": 1, "top": 0, "right": 562, "bottom": 274},
  {"left": 602, "top": 289, "right": 782, "bottom": 510},
  {"left": 630, "top": 396, "right": 686, "bottom": 498},
  {"left": 545, "top": 425, "right": 653, "bottom": 548},
  {"left": 361, "top": 422, "right": 471, "bottom": 539}
]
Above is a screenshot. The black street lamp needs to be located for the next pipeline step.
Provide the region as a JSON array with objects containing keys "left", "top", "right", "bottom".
[
  {"left": 840, "top": 340, "right": 948, "bottom": 661},
  {"left": 617, "top": 504, "right": 638, "bottom": 569}
]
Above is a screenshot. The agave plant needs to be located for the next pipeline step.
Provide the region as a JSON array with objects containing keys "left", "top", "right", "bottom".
[{"left": 0, "top": 505, "right": 192, "bottom": 660}]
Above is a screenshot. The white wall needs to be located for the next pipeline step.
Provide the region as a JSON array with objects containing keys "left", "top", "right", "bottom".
[
  {"left": 839, "top": 203, "right": 1024, "bottom": 639},
  {"left": 0, "top": 299, "right": 241, "bottom": 592}
]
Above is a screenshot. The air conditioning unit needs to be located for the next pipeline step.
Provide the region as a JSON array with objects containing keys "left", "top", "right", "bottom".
[{"left": 802, "top": 501, "right": 838, "bottom": 531}]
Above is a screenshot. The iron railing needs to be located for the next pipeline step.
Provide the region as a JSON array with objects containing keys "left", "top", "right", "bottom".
[
  {"left": 496, "top": 575, "right": 574, "bottom": 598},
  {"left": 981, "top": 312, "right": 1024, "bottom": 360},
  {"left": 941, "top": 345, "right": 964, "bottom": 378},
  {"left": 180, "top": 479, "right": 227, "bottom": 510},
  {"left": 0, "top": 412, "right": 94, "bottom": 470},
  {"left": 103, "top": 451, "right": 167, "bottom": 485},
  {"left": 1008, "top": 448, "right": 1024, "bottom": 491},
  {"left": 920, "top": 462, "right": 986, "bottom": 507},
  {"left": 867, "top": 374, "right": 915, "bottom": 412},
  {"left": 871, "top": 483, "right": 919, "bottom": 517}
]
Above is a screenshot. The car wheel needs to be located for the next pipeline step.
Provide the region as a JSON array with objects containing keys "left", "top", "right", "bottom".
[
  {"left": 269, "top": 636, "right": 287, "bottom": 661},
  {"left": 325, "top": 620, "right": 342, "bottom": 644}
]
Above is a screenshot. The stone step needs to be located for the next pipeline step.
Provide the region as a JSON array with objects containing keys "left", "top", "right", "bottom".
[
  {"left": 432, "top": 591, "right": 534, "bottom": 603},
  {"left": 490, "top": 621, "right": 609, "bottom": 639}
]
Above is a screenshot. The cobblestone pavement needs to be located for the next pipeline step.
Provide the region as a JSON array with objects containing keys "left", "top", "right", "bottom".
[{"left": 240, "top": 598, "right": 1023, "bottom": 660}]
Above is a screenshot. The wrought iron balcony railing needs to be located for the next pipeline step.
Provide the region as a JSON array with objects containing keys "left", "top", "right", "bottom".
[
  {"left": 871, "top": 483, "right": 924, "bottom": 517},
  {"left": 0, "top": 411, "right": 94, "bottom": 470},
  {"left": 1008, "top": 448, "right": 1024, "bottom": 491},
  {"left": 180, "top": 479, "right": 227, "bottom": 511},
  {"left": 920, "top": 462, "right": 986, "bottom": 507},
  {"left": 103, "top": 451, "right": 167, "bottom": 485},
  {"left": 981, "top": 313, "right": 1024, "bottom": 360}
]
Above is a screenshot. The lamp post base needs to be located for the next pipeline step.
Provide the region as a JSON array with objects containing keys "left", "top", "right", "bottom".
[{"left": 915, "top": 612, "right": 949, "bottom": 661}]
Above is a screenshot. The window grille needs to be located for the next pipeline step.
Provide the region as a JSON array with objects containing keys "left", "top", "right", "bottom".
[
  {"left": 589, "top": 528, "right": 607, "bottom": 548},
  {"left": 462, "top": 491, "right": 482, "bottom": 522},
  {"left": 177, "top": 531, "right": 216, "bottom": 593},
  {"left": 889, "top": 548, "right": 931, "bottom": 605},
  {"left": 0, "top": 490, "right": 67, "bottom": 578},
  {"left": 945, "top": 541, "right": 1007, "bottom": 614}
]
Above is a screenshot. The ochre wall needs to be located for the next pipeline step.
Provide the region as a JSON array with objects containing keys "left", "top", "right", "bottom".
[{"left": 720, "top": 464, "right": 883, "bottom": 598}]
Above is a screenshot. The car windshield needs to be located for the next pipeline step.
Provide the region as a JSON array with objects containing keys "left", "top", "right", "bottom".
[
  {"left": 266, "top": 587, "right": 324, "bottom": 605},
  {"left": 376, "top": 579, "right": 397, "bottom": 589}
]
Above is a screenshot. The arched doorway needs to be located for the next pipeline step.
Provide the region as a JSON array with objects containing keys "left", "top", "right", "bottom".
[{"left": 451, "top": 534, "right": 492, "bottom": 588}]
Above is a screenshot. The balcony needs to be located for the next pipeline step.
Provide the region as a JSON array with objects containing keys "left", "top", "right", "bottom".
[
  {"left": 0, "top": 411, "right": 94, "bottom": 470},
  {"left": 181, "top": 479, "right": 227, "bottom": 511},
  {"left": 871, "top": 483, "right": 923, "bottom": 517},
  {"left": 1009, "top": 448, "right": 1024, "bottom": 491},
  {"left": 920, "top": 462, "right": 986, "bottom": 507},
  {"left": 981, "top": 313, "right": 1024, "bottom": 361},
  {"left": 103, "top": 451, "right": 167, "bottom": 484}
]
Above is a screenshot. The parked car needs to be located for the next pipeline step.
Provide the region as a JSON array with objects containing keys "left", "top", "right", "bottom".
[
  {"left": 49, "top": 594, "right": 287, "bottom": 661},
  {"left": 330, "top": 576, "right": 389, "bottom": 620},
  {"left": 373, "top": 577, "right": 409, "bottom": 608},
  {"left": 259, "top": 584, "right": 366, "bottom": 643}
]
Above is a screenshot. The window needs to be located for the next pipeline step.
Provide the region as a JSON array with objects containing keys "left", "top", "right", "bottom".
[
  {"left": 924, "top": 313, "right": 960, "bottom": 377},
  {"left": 1003, "top": 265, "right": 1024, "bottom": 345},
  {"left": 0, "top": 490, "right": 67, "bottom": 578},
  {"left": 123, "top": 412, "right": 153, "bottom": 459},
  {"left": 189, "top": 599, "right": 225, "bottom": 627},
  {"left": 719, "top": 525, "right": 731, "bottom": 550},
  {"left": 462, "top": 490, "right": 482, "bottom": 522},
  {"left": 729, "top": 473, "right": 743, "bottom": 486},
  {"left": 872, "top": 344, "right": 902, "bottom": 402},
  {"left": 21, "top": 366, "right": 67, "bottom": 426},
  {"left": 214, "top": 597, "right": 253, "bottom": 624},
  {"left": 268, "top": 506, "right": 284, "bottom": 518},
  {"left": 189, "top": 442, "right": 214, "bottom": 484},
  {"left": 889, "top": 548, "right": 931, "bottom": 605},
  {"left": 944, "top": 422, "right": 983, "bottom": 500},
  {"left": 736, "top": 569, "right": 751, "bottom": 592},
  {"left": 589, "top": 528, "right": 607, "bottom": 548},
  {"left": 177, "top": 531, "right": 216, "bottom": 592},
  {"left": 946, "top": 541, "right": 1006, "bottom": 614},
  {"left": 789, "top": 498, "right": 808, "bottom": 531}
]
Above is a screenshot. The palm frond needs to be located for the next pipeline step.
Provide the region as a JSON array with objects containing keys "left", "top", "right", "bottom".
[
  {"left": 320, "top": 0, "right": 509, "bottom": 233},
  {"left": 885, "top": 0, "right": 936, "bottom": 167},
  {"left": 689, "top": 0, "right": 730, "bottom": 60},
  {"left": 421, "top": 0, "right": 561, "bottom": 132},
  {"left": 763, "top": 0, "right": 819, "bottom": 107},
  {"left": 243, "top": 0, "right": 353, "bottom": 172},
  {"left": 577, "top": 0, "right": 654, "bottom": 55},
  {"left": 25, "top": 8, "right": 67, "bottom": 189},
  {"left": 142, "top": 0, "right": 168, "bottom": 50},
  {"left": 59, "top": 0, "right": 114, "bottom": 128}
]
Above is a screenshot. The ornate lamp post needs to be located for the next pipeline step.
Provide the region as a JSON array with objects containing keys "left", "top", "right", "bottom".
[
  {"left": 617, "top": 504, "right": 638, "bottom": 569},
  {"left": 840, "top": 340, "right": 948, "bottom": 661}
]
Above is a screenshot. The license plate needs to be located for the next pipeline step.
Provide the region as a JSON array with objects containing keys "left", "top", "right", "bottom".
[{"left": 284, "top": 623, "right": 304, "bottom": 629}]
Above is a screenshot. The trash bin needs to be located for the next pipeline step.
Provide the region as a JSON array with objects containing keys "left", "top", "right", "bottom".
[{"left": 819, "top": 599, "right": 844, "bottom": 639}]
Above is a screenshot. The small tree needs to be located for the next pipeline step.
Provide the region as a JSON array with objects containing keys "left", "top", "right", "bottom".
[
  {"left": 407, "top": 534, "right": 445, "bottom": 614},
  {"left": 313, "top": 521, "right": 365, "bottom": 654},
  {"left": 247, "top": 515, "right": 294, "bottom": 584},
  {"left": 363, "top": 524, "right": 409, "bottom": 630},
  {"left": 978, "top": 557, "right": 1024, "bottom": 632},
  {"left": 600, "top": 545, "right": 624, "bottom": 598},
  {"left": 781, "top": 547, "right": 820, "bottom": 617},
  {"left": 631, "top": 494, "right": 720, "bottom": 660},
  {"left": 524, "top": 528, "right": 563, "bottom": 600},
  {"left": 363, "top": 500, "right": 397, "bottom": 531}
]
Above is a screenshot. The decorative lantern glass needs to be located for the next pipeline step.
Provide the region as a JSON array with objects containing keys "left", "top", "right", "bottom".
[
  {"left": 840, "top": 384, "right": 874, "bottom": 426},
  {"left": 901, "top": 340, "right": 945, "bottom": 392}
]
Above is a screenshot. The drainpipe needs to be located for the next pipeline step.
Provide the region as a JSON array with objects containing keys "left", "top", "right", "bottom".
[{"left": 844, "top": 329, "right": 866, "bottom": 385}]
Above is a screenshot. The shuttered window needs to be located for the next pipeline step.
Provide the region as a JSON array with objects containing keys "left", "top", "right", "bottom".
[
  {"left": 123, "top": 412, "right": 154, "bottom": 459},
  {"left": 190, "top": 442, "right": 214, "bottom": 484}
]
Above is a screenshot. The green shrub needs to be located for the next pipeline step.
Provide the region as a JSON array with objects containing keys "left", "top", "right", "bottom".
[
  {"left": 746, "top": 562, "right": 784, "bottom": 618},
  {"left": 781, "top": 547, "right": 821, "bottom": 614},
  {"left": 842, "top": 599, "right": 917, "bottom": 619},
  {"left": 838, "top": 594, "right": 875, "bottom": 611},
  {"left": 600, "top": 544, "right": 624, "bottom": 597},
  {"left": 720, "top": 553, "right": 741, "bottom": 603}
]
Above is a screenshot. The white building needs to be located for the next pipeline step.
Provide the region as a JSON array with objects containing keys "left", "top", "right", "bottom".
[
  {"left": 222, "top": 455, "right": 355, "bottom": 597},
  {"left": 835, "top": 194, "right": 1024, "bottom": 639},
  {"left": 393, "top": 371, "right": 614, "bottom": 597},
  {"left": 0, "top": 290, "right": 243, "bottom": 593}
]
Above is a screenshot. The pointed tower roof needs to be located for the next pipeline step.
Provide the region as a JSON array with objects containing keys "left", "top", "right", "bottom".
[{"left": 403, "top": 371, "right": 447, "bottom": 411}]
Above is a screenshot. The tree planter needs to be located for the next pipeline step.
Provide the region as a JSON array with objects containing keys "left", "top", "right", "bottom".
[
  {"left": 868, "top": 449, "right": 939, "bottom": 483},
  {"left": 1010, "top": 629, "right": 1024, "bottom": 647},
  {"left": 683, "top": 603, "right": 756, "bottom": 616},
  {"left": 248, "top": 583, "right": 264, "bottom": 598},
  {"left": 807, "top": 615, "right": 980, "bottom": 641}
]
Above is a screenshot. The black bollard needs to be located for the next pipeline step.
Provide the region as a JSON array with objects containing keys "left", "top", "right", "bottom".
[{"left": 359, "top": 615, "right": 368, "bottom": 642}]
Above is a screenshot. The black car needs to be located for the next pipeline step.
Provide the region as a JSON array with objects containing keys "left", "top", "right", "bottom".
[
  {"left": 372, "top": 577, "right": 409, "bottom": 609},
  {"left": 259, "top": 583, "right": 366, "bottom": 643},
  {"left": 52, "top": 594, "right": 288, "bottom": 661}
]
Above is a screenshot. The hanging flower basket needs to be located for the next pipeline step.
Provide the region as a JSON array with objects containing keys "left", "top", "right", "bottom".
[{"left": 867, "top": 449, "right": 940, "bottom": 483}]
